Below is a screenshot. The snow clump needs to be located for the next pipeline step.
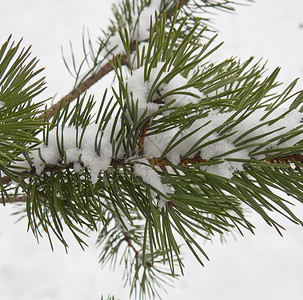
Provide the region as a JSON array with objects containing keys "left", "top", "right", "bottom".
[
  {"left": 127, "top": 62, "right": 203, "bottom": 118},
  {"left": 103, "top": 1, "right": 161, "bottom": 57},
  {"left": 20, "top": 124, "right": 113, "bottom": 184},
  {"left": 133, "top": 157, "right": 170, "bottom": 208},
  {"left": 144, "top": 108, "right": 303, "bottom": 179},
  {"left": 135, "top": 0, "right": 162, "bottom": 40}
]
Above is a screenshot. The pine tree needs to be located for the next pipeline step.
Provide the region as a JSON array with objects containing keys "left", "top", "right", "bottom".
[{"left": 1, "top": 0, "right": 303, "bottom": 299}]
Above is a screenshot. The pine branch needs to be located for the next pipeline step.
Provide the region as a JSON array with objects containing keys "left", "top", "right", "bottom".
[
  {"left": 43, "top": 0, "right": 194, "bottom": 120},
  {"left": 2, "top": 153, "right": 303, "bottom": 204},
  {"left": 2, "top": 2, "right": 303, "bottom": 299}
]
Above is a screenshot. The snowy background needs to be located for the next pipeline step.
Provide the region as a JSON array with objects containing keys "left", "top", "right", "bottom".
[{"left": 1, "top": 0, "right": 303, "bottom": 299}]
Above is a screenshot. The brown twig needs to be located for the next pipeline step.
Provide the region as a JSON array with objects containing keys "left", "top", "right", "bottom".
[
  {"left": 3, "top": 153, "right": 303, "bottom": 204},
  {"left": 147, "top": 156, "right": 208, "bottom": 166},
  {"left": 166, "top": 0, "right": 190, "bottom": 19},
  {"left": 43, "top": 39, "right": 137, "bottom": 120},
  {"left": 1, "top": 176, "right": 12, "bottom": 185},
  {"left": 124, "top": 233, "right": 152, "bottom": 268},
  {"left": 138, "top": 120, "right": 151, "bottom": 156},
  {"left": 43, "top": 55, "right": 129, "bottom": 119},
  {"left": 0, "top": 163, "right": 74, "bottom": 187},
  {"left": 124, "top": 233, "right": 139, "bottom": 256},
  {"left": 0, "top": 156, "right": 205, "bottom": 187},
  {"left": 42, "top": 0, "right": 190, "bottom": 121},
  {"left": 2, "top": 196, "right": 27, "bottom": 203},
  {"left": 267, "top": 153, "right": 303, "bottom": 165}
]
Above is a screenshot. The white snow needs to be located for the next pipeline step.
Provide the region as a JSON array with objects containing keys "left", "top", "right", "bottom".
[
  {"left": 104, "top": 32, "right": 125, "bottom": 56},
  {"left": 127, "top": 65, "right": 160, "bottom": 116},
  {"left": 26, "top": 125, "right": 113, "bottom": 184},
  {"left": 144, "top": 107, "right": 303, "bottom": 179},
  {"left": 1, "top": 1, "right": 303, "bottom": 300},
  {"left": 127, "top": 63, "right": 202, "bottom": 118},
  {"left": 132, "top": 157, "right": 170, "bottom": 208},
  {"left": 19, "top": 79, "right": 303, "bottom": 186},
  {"left": 133, "top": 157, "right": 166, "bottom": 192},
  {"left": 232, "top": 108, "right": 303, "bottom": 146},
  {"left": 135, "top": 0, "right": 161, "bottom": 40},
  {"left": 103, "top": 0, "right": 161, "bottom": 57}
]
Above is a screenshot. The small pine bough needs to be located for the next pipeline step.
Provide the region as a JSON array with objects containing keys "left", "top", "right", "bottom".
[{"left": 1, "top": 0, "right": 303, "bottom": 299}]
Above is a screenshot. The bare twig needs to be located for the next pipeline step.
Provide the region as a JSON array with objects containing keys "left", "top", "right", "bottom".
[
  {"left": 2, "top": 196, "right": 27, "bottom": 203},
  {"left": 138, "top": 120, "right": 151, "bottom": 156},
  {"left": 43, "top": 55, "right": 129, "bottom": 119},
  {"left": 124, "top": 233, "right": 139, "bottom": 256},
  {"left": 1, "top": 176, "right": 12, "bottom": 185},
  {"left": 124, "top": 233, "right": 152, "bottom": 268}
]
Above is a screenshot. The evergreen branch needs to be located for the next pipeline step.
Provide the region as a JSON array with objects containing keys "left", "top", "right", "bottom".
[
  {"left": 2, "top": 153, "right": 303, "bottom": 204},
  {"left": 102, "top": 197, "right": 145, "bottom": 265},
  {"left": 0, "top": 35, "right": 45, "bottom": 166},
  {"left": 3, "top": 2, "right": 303, "bottom": 299},
  {"left": 43, "top": 0, "right": 203, "bottom": 120},
  {"left": 0, "top": 156, "right": 220, "bottom": 189},
  {"left": 0, "top": 163, "right": 75, "bottom": 187}
]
